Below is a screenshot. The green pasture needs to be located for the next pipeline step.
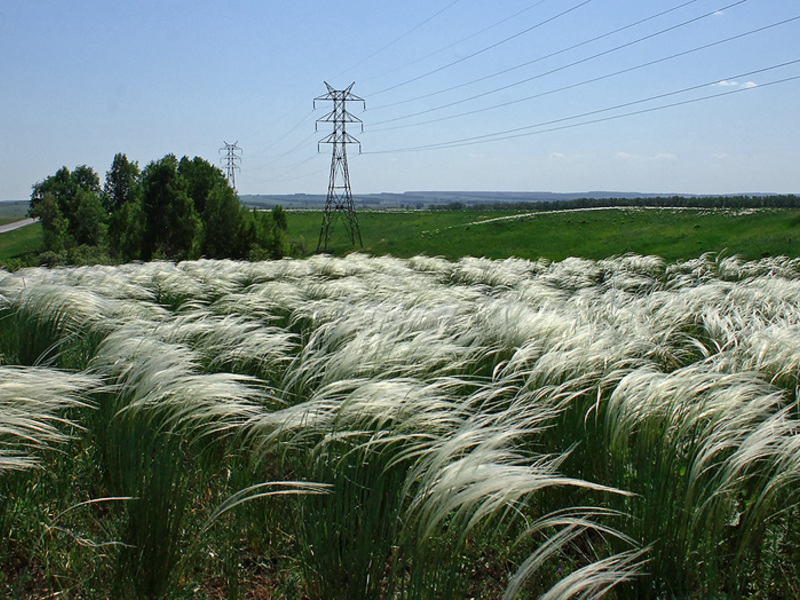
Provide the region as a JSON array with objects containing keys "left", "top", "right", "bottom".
[
  {"left": 0, "top": 222, "right": 42, "bottom": 265},
  {"left": 288, "top": 207, "right": 800, "bottom": 262},
  {"left": 4, "top": 208, "right": 800, "bottom": 267}
]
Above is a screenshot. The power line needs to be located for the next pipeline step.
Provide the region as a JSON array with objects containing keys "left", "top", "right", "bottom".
[
  {"left": 369, "top": 0, "right": 597, "bottom": 97},
  {"left": 334, "top": 0, "right": 464, "bottom": 80},
  {"left": 369, "top": 0, "right": 751, "bottom": 128},
  {"left": 367, "top": 14, "right": 800, "bottom": 134},
  {"left": 364, "top": 59, "right": 800, "bottom": 154},
  {"left": 359, "top": 0, "right": 552, "bottom": 87},
  {"left": 241, "top": 110, "right": 317, "bottom": 162},
  {"left": 368, "top": 0, "right": 705, "bottom": 111}
]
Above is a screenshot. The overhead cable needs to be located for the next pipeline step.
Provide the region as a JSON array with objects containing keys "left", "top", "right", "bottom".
[
  {"left": 369, "top": 0, "right": 597, "bottom": 97},
  {"left": 369, "top": 0, "right": 705, "bottom": 111},
  {"left": 368, "top": 14, "right": 800, "bottom": 133},
  {"left": 369, "top": 0, "right": 751, "bottom": 127},
  {"left": 364, "top": 59, "right": 800, "bottom": 153}
]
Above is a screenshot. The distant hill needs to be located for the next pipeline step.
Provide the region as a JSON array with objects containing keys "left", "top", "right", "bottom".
[{"left": 240, "top": 191, "right": 781, "bottom": 210}]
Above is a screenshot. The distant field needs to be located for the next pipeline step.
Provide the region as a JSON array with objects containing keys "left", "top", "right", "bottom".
[
  {"left": 2, "top": 208, "right": 800, "bottom": 266},
  {"left": 288, "top": 207, "right": 800, "bottom": 262},
  {"left": 0, "top": 200, "right": 30, "bottom": 225},
  {"left": 0, "top": 222, "right": 42, "bottom": 263}
]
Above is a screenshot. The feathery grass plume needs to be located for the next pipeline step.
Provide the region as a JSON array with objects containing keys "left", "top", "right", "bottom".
[
  {"left": 0, "top": 365, "right": 96, "bottom": 472},
  {"left": 728, "top": 275, "right": 800, "bottom": 322},
  {"left": 243, "top": 377, "right": 472, "bottom": 600},
  {"left": 597, "top": 253, "right": 665, "bottom": 278},
  {"left": 450, "top": 256, "right": 540, "bottom": 289},
  {"left": 397, "top": 382, "right": 636, "bottom": 600},
  {"left": 89, "top": 327, "right": 274, "bottom": 599},
  {"left": 664, "top": 252, "right": 721, "bottom": 288},
  {"left": 120, "top": 260, "right": 210, "bottom": 311},
  {"left": 212, "top": 279, "right": 310, "bottom": 325},
  {"left": 745, "top": 322, "right": 800, "bottom": 395},
  {"left": 282, "top": 294, "right": 493, "bottom": 398},
  {"left": 600, "top": 362, "right": 794, "bottom": 596},
  {"left": 407, "top": 254, "right": 457, "bottom": 279},
  {"left": 127, "top": 305, "right": 298, "bottom": 382},
  {"left": 91, "top": 327, "right": 271, "bottom": 436},
  {"left": 510, "top": 546, "right": 646, "bottom": 600},
  {"left": 539, "top": 256, "right": 604, "bottom": 293},
  {"left": 177, "top": 258, "right": 251, "bottom": 296},
  {"left": 0, "top": 282, "right": 111, "bottom": 366},
  {"left": 594, "top": 254, "right": 664, "bottom": 295},
  {"left": 478, "top": 300, "right": 578, "bottom": 358},
  {"left": 0, "top": 365, "right": 98, "bottom": 595},
  {"left": 717, "top": 254, "right": 800, "bottom": 281}
]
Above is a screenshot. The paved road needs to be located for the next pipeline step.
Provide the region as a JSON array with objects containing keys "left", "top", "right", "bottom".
[{"left": 0, "top": 218, "right": 38, "bottom": 234}]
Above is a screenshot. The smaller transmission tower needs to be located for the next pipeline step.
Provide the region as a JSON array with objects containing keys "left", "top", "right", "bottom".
[
  {"left": 219, "top": 141, "right": 242, "bottom": 191},
  {"left": 314, "top": 82, "right": 365, "bottom": 251}
]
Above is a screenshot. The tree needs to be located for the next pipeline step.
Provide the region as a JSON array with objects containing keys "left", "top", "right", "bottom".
[
  {"left": 201, "top": 183, "right": 242, "bottom": 259},
  {"left": 30, "top": 191, "right": 68, "bottom": 252},
  {"left": 272, "top": 205, "right": 288, "bottom": 232},
  {"left": 104, "top": 153, "right": 140, "bottom": 213},
  {"left": 30, "top": 165, "right": 104, "bottom": 251},
  {"left": 104, "top": 154, "right": 142, "bottom": 258},
  {"left": 74, "top": 188, "right": 107, "bottom": 247},
  {"left": 178, "top": 156, "right": 228, "bottom": 216},
  {"left": 141, "top": 155, "right": 199, "bottom": 260}
]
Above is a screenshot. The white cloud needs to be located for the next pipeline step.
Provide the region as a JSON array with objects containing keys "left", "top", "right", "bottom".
[
  {"left": 712, "top": 153, "right": 730, "bottom": 160},
  {"left": 716, "top": 80, "right": 758, "bottom": 88},
  {"left": 615, "top": 152, "right": 676, "bottom": 162}
]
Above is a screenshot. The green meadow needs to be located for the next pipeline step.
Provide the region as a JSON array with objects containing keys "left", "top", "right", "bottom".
[
  {"left": 288, "top": 207, "right": 800, "bottom": 261},
  {"left": 2, "top": 207, "right": 800, "bottom": 267}
]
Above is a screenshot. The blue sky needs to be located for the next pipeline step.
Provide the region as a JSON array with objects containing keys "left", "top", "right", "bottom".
[{"left": 1, "top": 0, "right": 798, "bottom": 200}]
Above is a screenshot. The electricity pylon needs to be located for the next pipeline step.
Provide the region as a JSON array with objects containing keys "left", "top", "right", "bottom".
[
  {"left": 220, "top": 141, "right": 242, "bottom": 191},
  {"left": 314, "top": 82, "right": 365, "bottom": 252}
]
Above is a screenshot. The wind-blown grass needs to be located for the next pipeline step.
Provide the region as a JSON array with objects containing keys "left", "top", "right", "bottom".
[{"left": 0, "top": 252, "right": 798, "bottom": 599}]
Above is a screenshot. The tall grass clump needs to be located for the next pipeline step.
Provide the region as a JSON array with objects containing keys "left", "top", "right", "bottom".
[
  {"left": 88, "top": 329, "right": 269, "bottom": 599},
  {"left": 0, "top": 366, "right": 98, "bottom": 596}
]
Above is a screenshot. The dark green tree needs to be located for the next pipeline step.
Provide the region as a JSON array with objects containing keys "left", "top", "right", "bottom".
[
  {"left": 201, "top": 183, "right": 242, "bottom": 259},
  {"left": 178, "top": 156, "right": 228, "bottom": 216},
  {"left": 30, "top": 165, "right": 103, "bottom": 251},
  {"left": 243, "top": 209, "right": 286, "bottom": 260},
  {"left": 74, "top": 188, "right": 108, "bottom": 247},
  {"left": 114, "top": 200, "right": 145, "bottom": 262},
  {"left": 104, "top": 153, "right": 141, "bottom": 212},
  {"left": 141, "top": 155, "right": 200, "bottom": 260},
  {"left": 104, "top": 154, "right": 143, "bottom": 259},
  {"left": 271, "top": 205, "right": 288, "bottom": 232},
  {"left": 30, "top": 191, "right": 68, "bottom": 252}
]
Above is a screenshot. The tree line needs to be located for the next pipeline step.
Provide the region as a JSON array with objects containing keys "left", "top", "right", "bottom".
[{"left": 29, "top": 153, "right": 288, "bottom": 265}]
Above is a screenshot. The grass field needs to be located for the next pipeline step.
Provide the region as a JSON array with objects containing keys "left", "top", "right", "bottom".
[
  {"left": 2, "top": 208, "right": 800, "bottom": 266},
  {"left": 0, "top": 223, "right": 42, "bottom": 264},
  {"left": 0, "top": 254, "right": 799, "bottom": 599},
  {"left": 289, "top": 207, "right": 800, "bottom": 261}
]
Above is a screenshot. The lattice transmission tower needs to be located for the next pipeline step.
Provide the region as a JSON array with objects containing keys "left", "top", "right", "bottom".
[
  {"left": 314, "top": 82, "right": 365, "bottom": 251},
  {"left": 219, "top": 141, "right": 242, "bottom": 191}
]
